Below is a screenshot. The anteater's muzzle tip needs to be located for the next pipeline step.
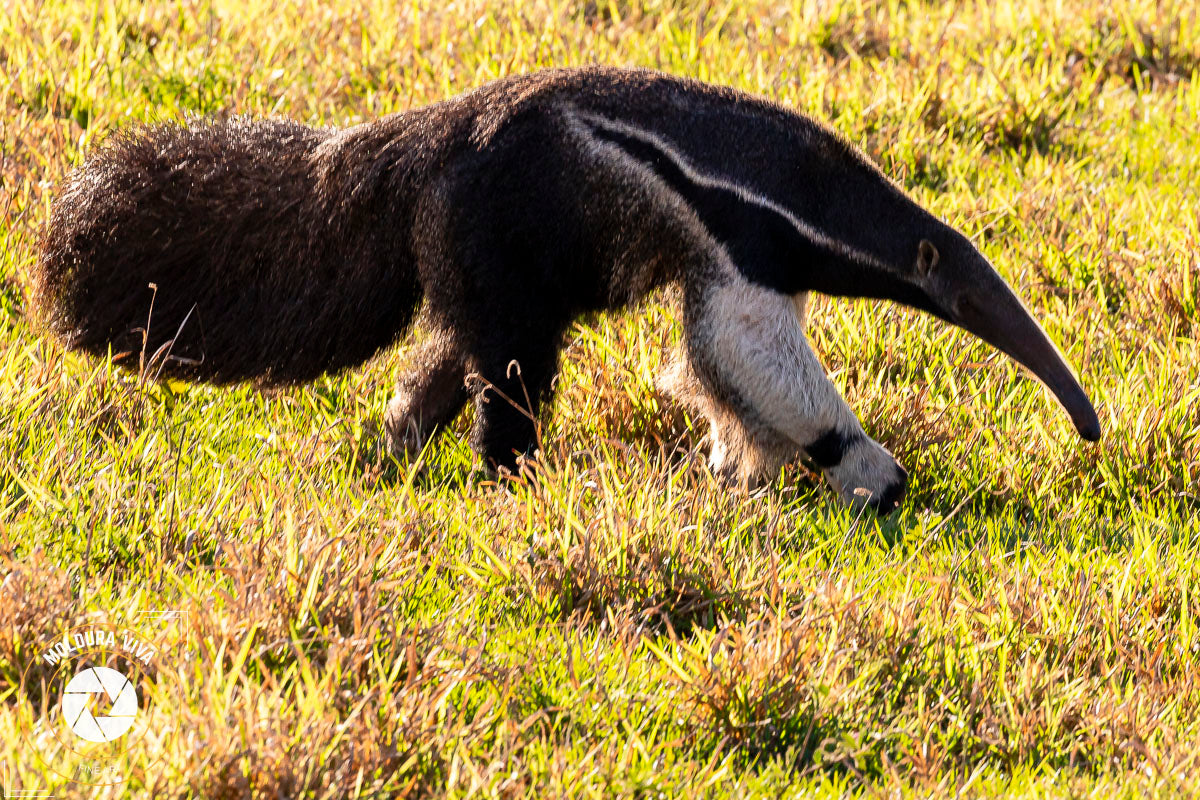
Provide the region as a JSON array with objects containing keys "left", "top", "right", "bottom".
[
  {"left": 1071, "top": 404, "right": 1102, "bottom": 442},
  {"left": 1013, "top": 333, "right": 1101, "bottom": 443}
]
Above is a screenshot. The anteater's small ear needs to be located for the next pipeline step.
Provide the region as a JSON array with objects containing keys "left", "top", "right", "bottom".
[{"left": 916, "top": 239, "right": 940, "bottom": 277}]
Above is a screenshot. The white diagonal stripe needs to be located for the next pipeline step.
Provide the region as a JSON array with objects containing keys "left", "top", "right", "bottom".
[{"left": 572, "top": 109, "right": 890, "bottom": 273}]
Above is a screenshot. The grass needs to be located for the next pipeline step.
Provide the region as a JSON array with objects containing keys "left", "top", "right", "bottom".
[{"left": 1, "top": 0, "right": 1199, "bottom": 796}]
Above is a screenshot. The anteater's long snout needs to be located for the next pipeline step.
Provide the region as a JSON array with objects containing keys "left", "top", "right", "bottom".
[{"left": 931, "top": 250, "right": 1101, "bottom": 442}]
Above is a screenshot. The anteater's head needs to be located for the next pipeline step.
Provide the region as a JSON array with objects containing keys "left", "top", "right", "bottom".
[
  {"left": 900, "top": 228, "right": 1100, "bottom": 442},
  {"left": 796, "top": 141, "right": 1101, "bottom": 444}
]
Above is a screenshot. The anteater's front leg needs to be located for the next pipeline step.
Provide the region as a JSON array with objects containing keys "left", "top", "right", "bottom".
[
  {"left": 465, "top": 322, "right": 567, "bottom": 475},
  {"left": 659, "top": 352, "right": 800, "bottom": 488},
  {"left": 682, "top": 274, "right": 908, "bottom": 513}
]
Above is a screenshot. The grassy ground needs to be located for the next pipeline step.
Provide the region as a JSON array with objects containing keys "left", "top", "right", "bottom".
[{"left": 2, "top": 0, "right": 1199, "bottom": 796}]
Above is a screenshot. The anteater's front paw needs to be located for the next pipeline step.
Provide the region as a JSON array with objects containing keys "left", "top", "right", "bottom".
[
  {"left": 708, "top": 437, "right": 763, "bottom": 490},
  {"left": 706, "top": 418, "right": 798, "bottom": 491},
  {"left": 824, "top": 438, "right": 908, "bottom": 515}
]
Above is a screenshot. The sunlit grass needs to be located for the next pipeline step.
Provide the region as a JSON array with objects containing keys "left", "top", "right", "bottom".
[{"left": 2, "top": 0, "right": 1199, "bottom": 796}]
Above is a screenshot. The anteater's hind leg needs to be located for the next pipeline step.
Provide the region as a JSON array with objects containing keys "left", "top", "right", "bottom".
[
  {"left": 384, "top": 330, "right": 469, "bottom": 460},
  {"left": 680, "top": 272, "right": 908, "bottom": 514}
]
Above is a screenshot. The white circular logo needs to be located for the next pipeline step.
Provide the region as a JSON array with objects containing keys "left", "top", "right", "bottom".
[
  {"left": 21, "top": 621, "right": 181, "bottom": 787},
  {"left": 60, "top": 666, "right": 139, "bottom": 743}
]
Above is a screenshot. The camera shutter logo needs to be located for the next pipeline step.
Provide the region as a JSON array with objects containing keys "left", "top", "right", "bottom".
[
  {"left": 16, "top": 621, "right": 186, "bottom": 789},
  {"left": 60, "top": 665, "right": 140, "bottom": 743}
]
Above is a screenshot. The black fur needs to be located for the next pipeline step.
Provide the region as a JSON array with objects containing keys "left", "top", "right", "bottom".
[{"left": 804, "top": 427, "right": 859, "bottom": 469}]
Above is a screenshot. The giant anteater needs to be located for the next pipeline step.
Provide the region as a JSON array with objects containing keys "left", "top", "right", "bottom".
[{"left": 35, "top": 66, "right": 1100, "bottom": 513}]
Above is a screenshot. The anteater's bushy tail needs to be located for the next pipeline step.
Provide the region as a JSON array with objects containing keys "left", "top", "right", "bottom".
[{"left": 34, "top": 116, "right": 424, "bottom": 386}]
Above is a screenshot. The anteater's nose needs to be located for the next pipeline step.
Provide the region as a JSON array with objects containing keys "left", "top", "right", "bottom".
[{"left": 871, "top": 462, "right": 909, "bottom": 516}]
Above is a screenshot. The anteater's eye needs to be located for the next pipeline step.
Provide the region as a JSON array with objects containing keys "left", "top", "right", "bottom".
[{"left": 916, "top": 239, "right": 939, "bottom": 277}]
